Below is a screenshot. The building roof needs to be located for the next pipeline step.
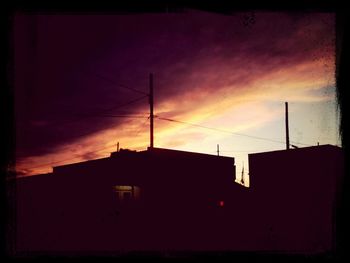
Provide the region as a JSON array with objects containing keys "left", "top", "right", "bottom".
[
  {"left": 248, "top": 144, "right": 342, "bottom": 157},
  {"left": 54, "top": 147, "right": 234, "bottom": 171}
]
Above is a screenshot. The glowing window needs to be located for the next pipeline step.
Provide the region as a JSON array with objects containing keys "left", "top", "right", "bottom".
[{"left": 113, "top": 185, "right": 140, "bottom": 201}]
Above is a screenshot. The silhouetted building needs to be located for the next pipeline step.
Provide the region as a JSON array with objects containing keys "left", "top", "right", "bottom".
[
  {"left": 12, "top": 145, "right": 343, "bottom": 254},
  {"left": 248, "top": 144, "right": 344, "bottom": 253},
  {"left": 14, "top": 147, "right": 238, "bottom": 253}
]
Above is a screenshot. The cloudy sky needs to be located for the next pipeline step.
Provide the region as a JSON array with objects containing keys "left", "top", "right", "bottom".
[{"left": 14, "top": 10, "right": 339, "bottom": 185}]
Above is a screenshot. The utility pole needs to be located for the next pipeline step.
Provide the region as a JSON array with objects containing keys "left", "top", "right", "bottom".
[
  {"left": 285, "top": 102, "right": 290, "bottom": 150},
  {"left": 149, "top": 73, "right": 154, "bottom": 149},
  {"left": 217, "top": 144, "right": 220, "bottom": 156},
  {"left": 117, "top": 142, "right": 119, "bottom": 152}
]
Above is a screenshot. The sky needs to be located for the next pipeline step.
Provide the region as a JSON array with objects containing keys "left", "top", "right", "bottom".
[{"left": 13, "top": 10, "right": 339, "bottom": 186}]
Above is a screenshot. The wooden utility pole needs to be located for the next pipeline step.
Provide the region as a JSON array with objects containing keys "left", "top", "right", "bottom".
[
  {"left": 149, "top": 73, "right": 154, "bottom": 149},
  {"left": 217, "top": 144, "right": 220, "bottom": 156},
  {"left": 285, "top": 102, "right": 290, "bottom": 150}
]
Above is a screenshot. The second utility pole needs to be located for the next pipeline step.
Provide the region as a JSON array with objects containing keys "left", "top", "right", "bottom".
[
  {"left": 285, "top": 102, "right": 290, "bottom": 150},
  {"left": 149, "top": 73, "right": 154, "bottom": 149}
]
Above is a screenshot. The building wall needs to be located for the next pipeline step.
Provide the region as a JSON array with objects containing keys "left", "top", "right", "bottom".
[
  {"left": 248, "top": 145, "right": 344, "bottom": 253},
  {"left": 13, "top": 148, "right": 238, "bottom": 253}
]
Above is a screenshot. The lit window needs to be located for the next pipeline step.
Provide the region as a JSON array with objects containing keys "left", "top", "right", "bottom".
[{"left": 113, "top": 185, "right": 140, "bottom": 201}]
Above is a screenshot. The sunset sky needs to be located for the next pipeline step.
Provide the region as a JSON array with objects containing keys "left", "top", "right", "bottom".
[{"left": 14, "top": 10, "right": 339, "bottom": 185}]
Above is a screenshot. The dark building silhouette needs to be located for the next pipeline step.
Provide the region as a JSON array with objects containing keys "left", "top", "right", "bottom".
[
  {"left": 14, "top": 147, "right": 238, "bottom": 253},
  {"left": 248, "top": 144, "right": 344, "bottom": 253},
  {"left": 11, "top": 145, "right": 343, "bottom": 255}
]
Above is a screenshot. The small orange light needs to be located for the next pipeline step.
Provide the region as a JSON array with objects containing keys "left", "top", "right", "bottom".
[{"left": 219, "top": 201, "right": 224, "bottom": 207}]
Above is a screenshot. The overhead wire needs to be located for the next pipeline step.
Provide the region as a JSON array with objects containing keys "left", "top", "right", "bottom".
[
  {"left": 44, "top": 95, "right": 149, "bottom": 127},
  {"left": 90, "top": 95, "right": 148, "bottom": 115},
  {"left": 18, "top": 96, "right": 150, "bottom": 173},
  {"left": 156, "top": 116, "right": 284, "bottom": 145},
  {"left": 86, "top": 114, "right": 148, "bottom": 119},
  {"left": 19, "top": 66, "right": 320, "bottom": 174},
  {"left": 155, "top": 116, "right": 313, "bottom": 147},
  {"left": 20, "top": 117, "right": 150, "bottom": 172},
  {"left": 82, "top": 67, "right": 148, "bottom": 95},
  {"left": 23, "top": 113, "right": 314, "bottom": 172},
  {"left": 134, "top": 116, "right": 150, "bottom": 137}
]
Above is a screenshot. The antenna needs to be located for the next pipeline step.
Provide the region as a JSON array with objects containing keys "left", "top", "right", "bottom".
[{"left": 240, "top": 161, "right": 245, "bottom": 185}]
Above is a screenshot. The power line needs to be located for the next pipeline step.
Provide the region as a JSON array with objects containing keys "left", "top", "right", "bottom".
[
  {"left": 92, "top": 95, "right": 148, "bottom": 114},
  {"left": 97, "top": 110, "right": 147, "bottom": 115},
  {"left": 155, "top": 116, "right": 313, "bottom": 147},
  {"left": 134, "top": 116, "right": 150, "bottom": 137},
  {"left": 84, "top": 68, "right": 148, "bottom": 95},
  {"left": 156, "top": 116, "right": 285, "bottom": 144},
  {"left": 19, "top": 117, "right": 151, "bottom": 173},
  {"left": 20, "top": 111, "right": 314, "bottom": 173},
  {"left": 45, "top": 95, "right": 149, "bottom": 126},
  {"left": 84, "top": 114, "right": 148, "bottom": 119}
]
